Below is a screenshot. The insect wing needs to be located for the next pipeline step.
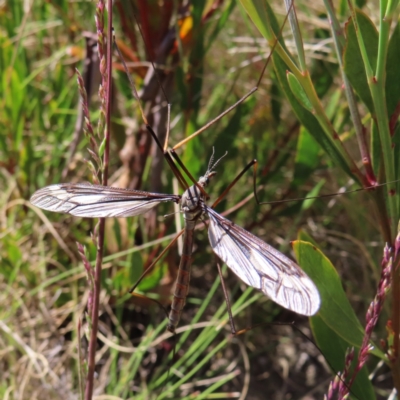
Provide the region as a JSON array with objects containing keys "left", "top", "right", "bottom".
[
  {"left": 206, "top": 208, "right": 320, "bottom": 316},
  {"left": 30, "top": 183, "right": 180, "bottom": 218}
]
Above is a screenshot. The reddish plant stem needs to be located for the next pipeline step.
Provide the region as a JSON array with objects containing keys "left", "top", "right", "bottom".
[
  {"left": 389, "top": 231, "right": 400, "bottom": 393},
  {"left": 326, "top": 245, "right": 393, "bottom": 399},
  {"left": 85, "top": 221, "right": 105, "bottom": 400},
  {"left": 391, "top": 254, "right": 400, "bottom": 392},
  {"left": 103, "top": 0, "right": 112, "bottom": 187},
  {"left": 85, "top": 1, "right": 113, "bottom": 398}
]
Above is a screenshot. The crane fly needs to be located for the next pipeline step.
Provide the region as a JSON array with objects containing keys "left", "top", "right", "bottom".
[
  {"left": 30, "top": 150, "right": 320, "bottom": 333},
  {"left": 30, "top": 0, "right": 320, "bottom": 333}
]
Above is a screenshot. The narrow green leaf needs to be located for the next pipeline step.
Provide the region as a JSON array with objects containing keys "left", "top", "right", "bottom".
[
  {"left": 241, "top": 0, "right": 356, "bottom": 180},
  {"left": 213, "top": 101, "right": 252, "bottom": 159},
  {"left": 294, "top": 126, "right": 320, "bottom": 186},
  {"left": 7, "top": 242, "right": 22, "bottom": 265},
  {"left": 325, "top": 88, "right": 342, "bottom": 121},
  {"left": 395, "top": 125, "right": 400, "bottom": 197},
  {"left": 128, "top": 251, "right": 144, "bottom": 285},
  {"left": 270, "top": 81, "right": 281, "bottom": 123},
  {"left": 343, "top": 10, "right": 378, "bottom": 114},
  {"left": 239, "top": 0, "right": 276, "bottom": 41},
  {"left": 386, "top": 22, "right": 400, "bottom": 118},
  {"left": 98, "top": 136, "right": 106, "bottom": 158},
  {"left": 287, "top": 72, "right": 313, "bottom": 111},
  {"left": 205, "top": 0, "right": 236, "bottom": 54},
  {"left": 137, "top": 263, "right": 166, "bottom": 292},
  {"left": 301, "top": 179, "right": 325, "bottom": 211},
  {"left": 370, "top": 119, "right": 381, "bottom": 176},
  {"left": 239, "top": 0, "right": 291, "bottom": 67},
  {"left": 273, "top": 54, "right": 356, "bottom": 179}
]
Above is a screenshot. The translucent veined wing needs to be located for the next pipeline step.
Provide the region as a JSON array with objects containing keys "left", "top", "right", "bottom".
[
  {"left": 206, "top": 207, "right": 320, "bottom": 316},
  {"left": 30, "top": 183, "right": 180, "bottom": 218}
]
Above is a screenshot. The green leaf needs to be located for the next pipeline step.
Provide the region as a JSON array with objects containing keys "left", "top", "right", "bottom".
[
  {"left": 295, "top": 239, "right": 353, "bottom": 338},
  {"left": 311, "top": 316, "right": 376, "bottom": 400},
  {"left": 213, "top": 101, "right": 252, "bottom": 159},
  {"left": 270, "top": 81, "right": 281, "bottom": 123},
  {"left": 273, "top": 54, "right": 356, "bottom": 179},
  {"left": 293, "top": 126, "right": 320, "bottom": 186},
  {"left": 370, "top": 120, "right": 381, "bottom": 176},
  {"left": 240, "top": 0, "right": 357, "bottom": 180},
  {"left": 297, "top": 229, "right": 318, "bottom": 247},
  {"left": 395, "top": 124, "right": 400, "bottom": 188},
  {"left": 138, "top": 262, "right": 166, "bottom": 292},
  {"left": 7, "top": 242, "right": 22, "bottom": 265},
  {"left": 325, "top": 88, "right": 342, "bottom": 121},
  {"left": 205, "top": 0, "right": 236, "bottom": 54},
  {"left": 293, "top": 240, "right": 385, "bottom": 360},
  {"left": 239, "top": 0, "right": 282, "bottom": 42},
  {"left": 292, "top": 240, "right": 389, "bottom": 399},
  {"left": 98, "top": 136, "right": 106, "bottom": 158},
  {"left": 312, "top": 26, "right": 337, "bottom": 99},
  {"left": 386, "top": 22, "right": 400, "bottom": 118},
  {"left": 128, "top": 251, "right": 144, "bottom": 285},
  {"left": 301, "top": 179, "right": 325, "bottom": 211},
  {"left": 181, "top": 120, "right": 203, "bottom": 181},
  {"left": 343, "top": 10, "right": 378, "bottom": 114},
  {"left": 287, "top": 72, "right": 313, "bottom": 111}
]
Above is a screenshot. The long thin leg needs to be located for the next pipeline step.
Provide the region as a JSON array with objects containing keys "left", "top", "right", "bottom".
[
  {"left": 216, "top": 262, "right": 237, "bottom": 335},
  {"left": 209, "top": 152, "right": 400, "bottom": 209},
  {"left": 115, "top": 6, "right": 296, "bottom": 202},
  {"left": 170, "top": 1, "right": 294, "bottom": 151},
  {"left": 169, "top": 149, "right": 209, "bottom": 198},
  {"left": 211, "top": 160, "right": 258, "bottom": 209},
  {"left": 116, "top": 0, "right": 298, "bottom": 198},
  {"left": 117, "top": 1, "right": 296, "bottom": 195},
  {"left": 129, "top": 228, "right": 184, "bottom": 293},
  {"left": 171, "top": 89, "right": 257, "bottom": 151},
  {"left": 113, "top": 3, "right": 296, "bottom": 335},
  {"left": 253, "top": 178, "right": 400, "bottom": 206},
  {"left": 145, "top": 124, "right": 189, "bottom": 190}
]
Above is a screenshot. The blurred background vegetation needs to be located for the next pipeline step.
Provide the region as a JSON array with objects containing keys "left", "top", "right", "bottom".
[{"left": 1, "top": 0, "right": 399, "bottom": 399}]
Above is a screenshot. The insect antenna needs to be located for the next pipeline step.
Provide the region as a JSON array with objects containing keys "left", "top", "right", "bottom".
[
  {"left": 207, "top": 149, "right": 228, "bottom": 174},
  {"left": 207, "top": 147, "right": 215, "bottom": 173}
]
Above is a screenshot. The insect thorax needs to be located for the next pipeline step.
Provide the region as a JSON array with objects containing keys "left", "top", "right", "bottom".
[{"left": 181, "top": 184, "right": 206, "bottom": 224}]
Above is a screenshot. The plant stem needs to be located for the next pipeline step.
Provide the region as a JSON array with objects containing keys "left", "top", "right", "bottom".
[
  {"left": 103, "top": 0, "right": 112, "bottom": 187},
  {"left": 85, "top": 0, "right": 113, "bottom": 398},
  {"left": 324, "top": 0, "right": 376, "bottom": 184},
  {"left": 348, "top": 0, "right": 397, "bottom": 236},
  {"left": 283, "top": 0, "right": 306, "bottom": 71},
  {"left": 298, "top": 71, "right": 366, "bottom": 185},
  {"left": 85, "top": 220, "right": 105, "bottom": 400},
  {"left": 347, "top": 2, "right": 400, "bottom": 388},
  {"left": 373, "top": 17, "right": 396, "bottom": 236},
  {"left": 391, "top": 253, "right": 400, "bottom": 392}
]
